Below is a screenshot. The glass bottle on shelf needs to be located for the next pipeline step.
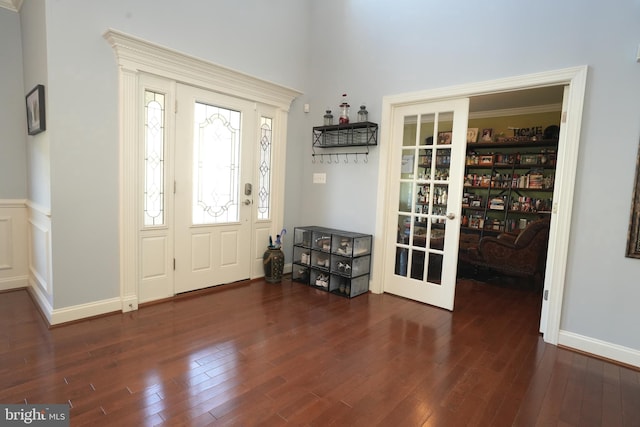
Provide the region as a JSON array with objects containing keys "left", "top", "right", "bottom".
[
  {"left": 357, "top": 105, "right": 368, "bottom": 122},
  {"left": 323, "top": 110, "right": 333, "bottom": 126},
  {"left": 339, "top": 93, "right": 350, "bottom": 124}
]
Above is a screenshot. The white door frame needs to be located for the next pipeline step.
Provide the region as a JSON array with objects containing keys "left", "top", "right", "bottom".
[
  {"left": 373, "top": 66, "right": 588, "bottom": 345},
  {"left": 104, "top": 29, "right": 301, "bottom": 311}
]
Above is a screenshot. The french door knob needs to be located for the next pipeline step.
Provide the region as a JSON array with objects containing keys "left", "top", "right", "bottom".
[
  {"left": 244, "top": 199, "right": 252, "bottom": 205},
  {"left": 446, "top": 212, "right": 455, "bottom": 220}
]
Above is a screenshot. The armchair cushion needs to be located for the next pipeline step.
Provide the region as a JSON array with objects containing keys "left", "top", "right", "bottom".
[{"left": 459, "top": 218, "right": 550, "bottom": 282}]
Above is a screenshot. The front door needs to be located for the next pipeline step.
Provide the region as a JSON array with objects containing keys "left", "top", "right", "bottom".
[
  {"left": 174, "top": 84, "right": 255, "bottom": 293},
  {"left": 383, "top": 99, "right": 469, "bottom": 310}
]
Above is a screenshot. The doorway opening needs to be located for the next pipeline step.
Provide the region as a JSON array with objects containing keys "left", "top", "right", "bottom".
[
  {"left": 456, "top": 85, "right": 564, "bottom": 325},
  {"left": 373, "top": 66, "right": 588, "bottom": 345}
]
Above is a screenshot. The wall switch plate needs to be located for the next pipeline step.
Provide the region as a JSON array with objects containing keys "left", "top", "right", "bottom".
[{"left": 313, "top": 173, "right": 326, "bottom": 184}]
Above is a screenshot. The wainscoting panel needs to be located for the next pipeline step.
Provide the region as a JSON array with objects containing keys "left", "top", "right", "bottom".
[
  {"left": 0, "top": 216, "right": 14, "bottom": 269},
  {"left": 141, "top": 235, "right": 168, "bottom": 280},
  {"left": 254, "top": 226, "right": 270, "bottom": 276},
  {"left": 139, "top": 232, "right": 173, "bottom": 304},
  {"left": 0, "top": 200, "right": 28, "bottom": 291},
  {"left": 28, "top": 202, "right": 52, "bottom": 304},
  {"left": 220, "top": 230, "right": 239, "bottom": 266}
]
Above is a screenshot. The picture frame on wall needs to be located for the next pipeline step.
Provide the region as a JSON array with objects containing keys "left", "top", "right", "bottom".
[
  {"left": 438, "top": 131, "right": 452, "bottom": 145},
  {"left": 26, "top": 84, "right": 46, "bottom": 136},
  {"left": 467, "top": 128, "right": 478, "bottom": 143},
  {"left": 626, "top": 141, "right": 640, "bottom": 258},
  {"left": 481, "top": 128, "right": 493, "bottom": 142}
]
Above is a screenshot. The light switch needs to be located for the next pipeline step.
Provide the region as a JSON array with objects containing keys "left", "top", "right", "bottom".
[{"left": 313, "top": 173, "right": 326, "bottom": 184}]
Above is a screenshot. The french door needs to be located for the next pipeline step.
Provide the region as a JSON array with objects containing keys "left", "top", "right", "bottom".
[
  {"left": 383, "top": 99, "right": 469, "bottom": 310},
  {"left": 173, "top": 84, "right": 255, "bottom": 293}
]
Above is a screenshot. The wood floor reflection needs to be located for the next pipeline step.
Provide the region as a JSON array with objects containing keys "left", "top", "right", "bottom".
[{"left": 1, "top": 278, "right": 639, "bottom": 426}]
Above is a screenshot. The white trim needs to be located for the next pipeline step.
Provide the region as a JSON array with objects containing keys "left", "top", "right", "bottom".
[
  {"left": 26, "top": 200, "right": 52, "bottom": 218},
  {"left": 0, "top": 0, "right": 22, "bottom": 12},
  {"left": 50, "top": 297, "right": 122, "bottom": 326},
  {"left": 0, "top": 200, "right": 28, "bottom": 291},
  {"left": 0, "top": 275, "right": 28, "bottom": 291},
  {"left": 0, "top": 199, "right": 27, "bottom": 208},
  {"left": 28, "top": 280, "right": 121, "bottom": 326},
  {"left": 559, "top": 330, "right": 640, "bottom": 369},
  {"left": 373, "top": 66, "right": 588, "bottom": 347},
  {"left": 28, "top": 207, "right": 52, "bottom": 295},
  {"left": 104, "top": 29, "right": 301, "bottom": 310},
  {"left": 383, "top": 67, "right": 585, "bottom": 106},
  {"left": 28, "top": 279, "right": 53, "bottom": 324},
  {"left": 103, "top": 29, "right": 301, "bottom": 112}
]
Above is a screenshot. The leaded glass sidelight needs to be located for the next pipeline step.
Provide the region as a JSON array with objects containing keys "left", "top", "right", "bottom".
[
  {"left": 257, "top": 116, "right": 272, "bottom": 220},
  {"left": 192, "top": 102, "right": 241, "bottom": 225},
  {"left": 144, "top": 91, "right": 165, "bottom": 226}
]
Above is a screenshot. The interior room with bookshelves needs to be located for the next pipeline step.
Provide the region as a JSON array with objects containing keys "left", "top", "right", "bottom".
[{"left": 456, "top": 105, "right": 562, "bottom": 286}]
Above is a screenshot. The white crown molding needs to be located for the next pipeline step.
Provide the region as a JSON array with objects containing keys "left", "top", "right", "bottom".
[
  {"left": 0, "top": 0, "right": 23, "bottom": 12},
  {"left": 103, "top": 28, "right": 302, "bottom": 111}
]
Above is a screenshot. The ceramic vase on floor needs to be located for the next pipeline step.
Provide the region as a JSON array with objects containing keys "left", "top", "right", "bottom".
[{"left": 263, "top": 247, "right": 284, "bottom": 283}]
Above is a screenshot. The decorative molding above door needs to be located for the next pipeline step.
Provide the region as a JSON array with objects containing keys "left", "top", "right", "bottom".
[{"left": 0, "top": 0, "right": 22, "bottom": 12}]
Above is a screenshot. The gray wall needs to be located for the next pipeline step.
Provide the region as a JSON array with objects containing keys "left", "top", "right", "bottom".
[
  {"left": 3, "top": 0, "right": 640, "bottom": 353},
  {"left": 303, "top": 0, "right": 640, "bottom": 351},
  {"left": 0, "top": 8, "right": 27, "bottom": 199},
  {"left": 20, "top": 0, "right": 50, "bottom": 210},
  {"left": 38, "top": 0, "right": 311, "bottom": 308}
]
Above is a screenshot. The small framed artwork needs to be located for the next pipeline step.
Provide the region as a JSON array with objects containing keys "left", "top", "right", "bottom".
[
  {"left": 467, "top": 128, "right": 478, "bottom": 143},
  {"left": 626, "top": 141, "right": 640, "bottom": 258},
  {"left": 26, "top": 84, "right": 46, "bottom": 135},
  {"left": 401, "top": 153, "right": 414, "bottom": 174},
  {"left": 479, "top": 154, "right": 494, "bottom": 165},
  {"left": 481, "top": 128, "right": 493, "bottom": 142},
  {"left": 438, "top": 131, "right": 452, "bottom": 145}
]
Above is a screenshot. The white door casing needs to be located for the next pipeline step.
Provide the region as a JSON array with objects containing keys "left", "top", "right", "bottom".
[
  {"left": 104, "top": 29, "right": 301, "bottom": 310},
  {"left": 373, "top": 66, "right": 587, "bottom": 344},
  {"left": 383, "top": 99, "right": 469, "bottom": 310}
]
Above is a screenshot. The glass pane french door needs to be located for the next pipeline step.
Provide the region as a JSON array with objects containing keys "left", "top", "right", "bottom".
[{"left": 384, "top": 99, "right": 469, "bottom": 310}]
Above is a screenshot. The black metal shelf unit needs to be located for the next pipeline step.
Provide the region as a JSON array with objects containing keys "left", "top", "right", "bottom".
[{"left": 312, "top": 121, "right": 378, "bottom": 162}]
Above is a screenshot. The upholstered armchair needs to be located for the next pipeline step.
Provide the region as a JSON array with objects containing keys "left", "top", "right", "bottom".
[{"left": 458, "top": 218, "right": 551, "bottom": 287}]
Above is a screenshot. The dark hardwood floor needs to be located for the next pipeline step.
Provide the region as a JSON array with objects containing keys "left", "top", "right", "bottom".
[{"left": 1, "top": 277, "right": 639, "bottom": 426}]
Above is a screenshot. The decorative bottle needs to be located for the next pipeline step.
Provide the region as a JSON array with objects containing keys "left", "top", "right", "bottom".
[
  {"left": 323, "top": 110, "right": 333, "bottom": 126},
  {"left": 339, "top": 93, "right": 350, "bottom": 124},
  {"left": 357, "top": 105, "right": 368, "bottom": 122}
]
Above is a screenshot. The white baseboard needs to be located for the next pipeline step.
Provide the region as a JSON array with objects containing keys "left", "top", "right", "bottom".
[
  {"left": 558, "top": 330, "right": 640, "bottom": 368},
  {"left": 0, "top": 275, "right": 28, "bottom": 291},
  {"left": 50, "top": 297, "right": 121, "bottom": 325},
  {"left": 29, "top": 278, "right": 121, "bottom": 325},
  {"left": 28, "top": 279, "right": 53, "bottom": 324}
]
